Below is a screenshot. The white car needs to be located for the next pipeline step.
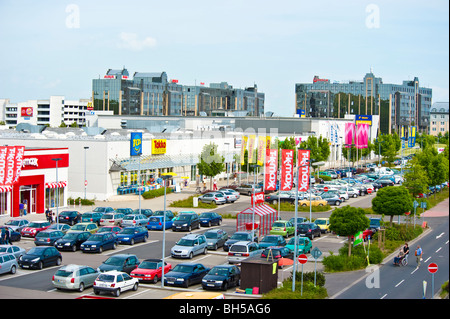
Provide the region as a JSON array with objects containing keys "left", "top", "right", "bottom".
[
  {"left": 227, "top": 241, "right": 263, "bottom": 264},
  {"left": 393, "top": 175, "right": 404, "bottom": 184},
  {"left": 93, "top": 270, "right": 139, "bottom": 297},
  {"left": 346, "top": 187, "right": 360, "bottom": 198}
]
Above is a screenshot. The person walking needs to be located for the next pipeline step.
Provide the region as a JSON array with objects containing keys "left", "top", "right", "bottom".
[
  {"left": 213, "top": 178, "right": 218, "bottom": 191},
  {"left": 45, "top": 207, "right": 52, "bottom": 223},
  {"left": 4, "top": 227, "right": 11, "bottom": 245},
  {"left": 415, "top": 245, "right": 423, "bottom": 268}
]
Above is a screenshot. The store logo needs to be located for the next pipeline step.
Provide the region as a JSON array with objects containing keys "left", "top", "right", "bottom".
[
  {"left": 130, "top": 132, "right": 143, "bottom": 156},
  {"left": 152, "top": 139, "right": 167, "bottom": 155},
  {"left": 22, "top": 158, "right": 39, "bottom": 167}
]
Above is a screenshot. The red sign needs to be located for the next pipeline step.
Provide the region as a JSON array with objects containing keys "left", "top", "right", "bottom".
[
  {"left": 280, "top": 149, "right": 294, "bottom": 191},
  {"left": 0, "top": 146, "right": 25, "bottom": 186},
  {"left": 428, "top": 263, "right": 438, "bottom": 274},
  {"left": 104, "top": 75, "right": 116, "bottom": 79},
  {"left": 324, "top": 186, "right": 329, "bottom": 192},
  {"left": 298, "top": 254, "right": 308, "bottom": 264},
  {"left": 251, "top": 192, "right": 265, "bottom": 205},
  {"left": 264, "top": 149, "right": 278, "bottom": 191},
  {"left": 21, "top": 150, "right": 69, "bottom": 171},
  {"left": 21, "top": 107, "right": 33, "bottom": 117},
  {"left": 367, "top": 188, "right": 373, "bottom": 194},
  {"left": 171, "top": 79, "right": 178, "bottom": 83},
  {"left": 298, "top": 150, "right": 310, "bottom": 192}
]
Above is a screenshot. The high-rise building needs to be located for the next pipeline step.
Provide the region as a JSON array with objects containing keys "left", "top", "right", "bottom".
[{"left": 295, "top": 72, "right": 432, "bottom": 133}]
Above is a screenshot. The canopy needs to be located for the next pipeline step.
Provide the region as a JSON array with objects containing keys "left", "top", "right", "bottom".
[{"left": 236, "top": 204, "right": 277, "bottom": 237}]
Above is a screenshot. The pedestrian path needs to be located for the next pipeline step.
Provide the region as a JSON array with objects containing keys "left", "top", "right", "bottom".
[{"left": 422, "top": 198, "right": 449, "bottom": 217}]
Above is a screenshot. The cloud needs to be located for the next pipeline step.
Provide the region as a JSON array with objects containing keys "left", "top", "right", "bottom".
[{"left": 117, "top": 32, "right": 157, "bottom": 51}]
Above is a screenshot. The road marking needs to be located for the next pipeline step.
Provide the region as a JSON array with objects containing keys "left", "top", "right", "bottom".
[
  {"left": 436, "top": 232, "right": 445, "bottom": 239},
  {"left": 105, "top": 240, "right": 159, "bottom": 255},
  {"left": 313, "top": 235, "right": 329, "bottom": 241},
  {"left": 424, "top": 256, "right": 431, "bottom": 263},
  {"left": 435, "top": 247, "right": 442, "bottom": 253},
  {"left": 123, "top": 289, "right": 150, "bottom": 299},
  {"left": 411, "top": 268, "right": 419, "bottom": 275},
  {"left": 395, "top": 280, "right": 404, "bottom": 287},
  {"left": 380, "top": 294, "right": 388, "bottom": 299}
]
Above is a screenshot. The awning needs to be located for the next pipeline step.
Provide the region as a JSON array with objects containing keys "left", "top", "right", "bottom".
[
  {"left": 0, "top": 186, "right": 12, "bottom": 193},
  {"left": 238, "top": 204, "right": 277, "bottom": 216},
  {"left": 45, "top": 181, "right": 67, "bottom": 189}
]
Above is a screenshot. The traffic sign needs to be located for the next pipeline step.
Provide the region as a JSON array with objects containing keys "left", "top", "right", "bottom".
[
  {"left": 311, "top": 247, "right": 322, "bottom": 260},
  {"left": 413, "top": 200, "right": 419, "bottom": 208},
  {"left": 367, "top": 188, "right": 373, "bottom": 194},
  {"left": 323, "top": 186, "right": 329, "bottom": 192},
  {"left": 298, "top": 254, "right": 308, "bottom": 264},
  {"left": 428, "top": 263, "right": 438, "bottom": 274}
]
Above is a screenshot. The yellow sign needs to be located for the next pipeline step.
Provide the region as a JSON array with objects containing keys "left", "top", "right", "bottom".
[
  {"left": 257, "top": 136, "right": 266, "bottom": 166},
  {"left": 247, "top": 135, "right": 256, "bottom": 164},
  {"left": 152, "top": 139, "right": 167, "bottom": 155},
  {"left": 240, "top": 136, "right": 248, "bottom": 165}
]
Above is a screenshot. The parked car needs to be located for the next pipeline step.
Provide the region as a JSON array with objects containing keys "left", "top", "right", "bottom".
[
  {"left": 34, "top": 229, "right": 65, "bottom": 246},
  {"left": 0, "top": 252, "right": 18, "bottom": 275},
  {"left": 4, "top": 218, "right": 29, "bottom": 232},
  {"left": 171, "top": 234, "right": 207, "bottom": 259},
  {"left": 0, "top": 245, "right": 26, "bottom": 260},
  {"left": 98, "top": 254, "right": 140, "bottom": 274},
  {"left": 20, "top": 221, "right": 51, "bottom": 238},
  {"left": 264, "top": 191, "right": 294, "bottom": 205},
  {"left": 147, "top": 216, "right": 173, "bottom": 231},
  {"left": 288, "top": 217, "right": 308, "bottom": 226},
  {"left": 269, "top": 220, "right": 295, "bottom": 238},
  {"left": 314, "top": 218, "right": 331, "bottom": 233},
  {"left": 116, "top": 226, "right": 148, "bottom": 245},
  {"left": 130, "top": 259, "right": 172, "bottom": 283},
  {"left": 298, "top": 196, "right": 327, "bottom": 207},
  {"left": 236, "top": 184, "right": 262, "bottom": 196},
  {"left": 164, "top": 263, "right": 210, "bottom": 288},
  {"left": 204, "top": 229, "right": 228, "bottom": 250},
  {"left": 152, "top": 210, "right": 175, "bottom": 220},
  {"left": 297, "top": 222, "right": 321, "bottom": 240},
  {"left": 92, "top": 207, "right": 115, "bottom": 214},
  {"left": 172, "top": 212, "right": 200, "bottom": 232},
  {"left": 223, "top": 231, "right": 258, "bottom": 252},
  {"left": 54, "top": 231, "right": 91, "bottom": 252},
  {"left": 121, "top": 214, "right": 149, "bottom": 227},
  {"left": 52, "top": 264, "right": 99, "bottom": 292},
  {"left": 132, "top": 209, "right": 153, "bottom": 218},
  {"left": 47, "top": 223, "right": 70, "bottom": 233},
  {"left": 198, "top": 192, "right": 226, "bottom": 205},
  {"left": 376, "top": 179, "right": 395, "bottom": 187},
  {"left": 80, "top": 232, "right": 118, "bottom": 253},
  {"left": 93, "top": 270, "right": 139, "bottom": 297},
  {"left": 57, "top": 210, "right": 82, "bottom": 225},
  {"left": 258, "top": 235, "right": 286, "bottom": 249},
  {"left": 218, "top": 188, "right": 240, "bottom": 199},
  {"left": 217, "top": 190, "right": 238, "bottom": 203},
  {"left": 97, "top": 226, "right": 122, "bottom": 234},
  {"left": 0, "top": 226, "right": 21, "bottom": 242},
  {"left": 67, "top": 222, "right": 98, "bottom": 234},
  {"left": 369, "top": 218, "right": 382, "bottom": 233},
  {"left": 227, "top": 241, "right": 263, "bottom": 264},
  {"left": 18, "top": 246, "right": 62, "bottom": 270},
  {"left": 319, "top": 193, "right": 342, "bottom": 206},
  {"left": 199, "top": 212, "right": 222, "bottom": 227},
  {"left": 346, "top": 187, "right": 360, "bottom": 198},
  {"left": 201, "top": 264, "right": 241, "bottom": 291},
  {"left": 81, "top": 212, "right": 103, "bottom": 225},
  {"left": 285, "top": 236, "right": 312, "bottom": 254},
  {"left": 99, "top": 212, "right": 124, "bottom": 227},
  {"left": 114, "top": 208, "right": 134, "bottom": 215}
]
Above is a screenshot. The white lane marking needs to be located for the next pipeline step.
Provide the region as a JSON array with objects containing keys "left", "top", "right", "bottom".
[
  {"left": 395, "top": 280, "right": 404, "bottom": 287},
  {"left": 380, "top": 294, "right": 388, "bottom": 299}
]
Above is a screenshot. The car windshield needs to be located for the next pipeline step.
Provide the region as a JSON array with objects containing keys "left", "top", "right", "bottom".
[
  {"left": 315, "top": 220, "right": 327, "bottom": 225},
  {"left": 123, "top": 216, "right": 134, "bottom": 220},
  {"left": 62, "top": 233, "right": 79, "bottom": 240},
  {"left": 262, "top": 249, "right": 281, "bottom": 255},
  {"left": 97, "top": 274, "right": 115, "bottom": 282},
  {"left": 272, "top": 222, "right": 286, "bottom": 227},
  {"left": 88, "top": 235, "right": 104, "bottom": 241},
  {"left": 28, "top": 222, "right": 48, "bottom": 228},
  {"left": 288, "top": 237, "right": 307, "bottom": 245},
  {"left": 97, "top": 228, "right": 112, "bottom": 233},
  {"left": 205, "top": 232, "right": 218, "bottom": 239},
  {"left": 230, "top": 245, "right": 248, "bottom": 253},
  {"left": 139, "top": 261, "right": 158, "bottom": 269},
  {"left": 115, "top": 209, "right": 129, "bottom": 213},
  {"left": 119, "top": 228, "right": 136, "bottom": 235},
  {"left": 0, "top": 247, "right": 12, "bottom": 252},
  {"left": 171, "top": 264, "right": 194, "bottom": 273},
  {"left": 262, "top": 236, "right": 278, "bottom": 243},
  {"left": 102, "top": 214, "right": 114, "bottom": 219},
  {"left": 104, "top": 257, "right": 125, "bottom": 266},
  {"left": 83, "top": 213, "right": 93, "bottom": 218},
  {"left": 230, "top": 233, "right": 248, "bottom": 240},
  {"left": 297, "top": 224, "right": 311, "bottom": 231},
  {"left": 26, "top": 248, "right": 44, "bottom": 256},
  {"left": 149, "top": 217, "right": 161, "bottom": 222},
  {"left": 71, "top": 225, "right": 86, "bottom": 230},
  {"left": 35, "top": 232, "right": 50, "bottom": 238},
  {"left": 55, "top": 269, "right": 74, "bottom": 277},
  {"left": 93, "top": 208, "right": 106, "bottom": 212},
  {"left": 370, "top": 219, "right": 380, "bottom": 226},
  {"left": 176, "top": 215, "right": 192, "bottom": 221},
  {"left": 199, "top": 213, "right": 213, "bottom": 218},
  {"left": 60, "top": 211, "right": 75, "bottom": 216},
  {"left": 176, "top": 238, "right": 195, "bottom": 246},
  {"left": 209, "top": 267, "right": 230, "bottom": 276}
]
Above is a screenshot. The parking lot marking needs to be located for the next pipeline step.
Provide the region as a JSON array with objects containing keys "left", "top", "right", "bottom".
[
  {"left": 424, "top": 256, "right": 431, "bottom": 263},
  {"left": 395, "top": 280, "right": 404, "bottom": 287},
  {"left": 104, "top": 240, "right": 159, "bottom": 255},
  {"left": 380, "top": 294, "right": 388, "bottom": 299}
]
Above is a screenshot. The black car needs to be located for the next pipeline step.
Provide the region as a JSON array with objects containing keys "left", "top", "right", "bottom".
[
  {"left": 58, "top": 210, "right": 82, "bottom": 226},
  {"left": 0, "top": 226, "right": 21, "bottom": 242},
  {"left": 34, "top": 230, "right": 65, "bottom": 246},
  {"left": 164, "top": 263, "right": 210, "bottom": 288},
  {"left": 376, "top": 179, "right": 395, "bottom": 187},
  {"left": 172, "top": 213, "right": 200, "bottom": 232},
  {"left": 297, "top": 222, "right": 321, "bottom": 240},
  {"left": 223, "top": 231, "right": 258, "bottom": 252},
  {"left": 98, "top": 254, "right": 140, "bottom": 274},
  {"left": 54, "top": 231, "right": 91, "bottom": 251},
  {"left": 18, "top": 246, "right": 62, "bottom": 270},
  {"left": 201, "top": 264, "right": 241, "bottom": 291}
]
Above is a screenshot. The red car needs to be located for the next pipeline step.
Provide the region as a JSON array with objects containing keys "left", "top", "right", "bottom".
[
  {"left": 97, "top": 226, "right": 122, "bottom": 234},
  {"left": 20, "top": 221, "right": 51, "bottom": 238},
  {"left": 130, "top": 259, "right": 172, "bottom": 283}
]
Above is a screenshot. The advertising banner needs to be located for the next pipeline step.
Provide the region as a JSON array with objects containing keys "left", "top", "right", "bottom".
[
  {"left": 256, "top": 136, "right": 266, "bottom": 166},
  {"left": 356, "top": 123, "right": 369, "bottom": 149},
  {"left": 298, "top": 149, "right": 310, "bottom": 192},
  {"left": 130, "top": 132, "right": 143, "bottom": 156},
  {"left": 247, "top": 135, "right": 256, "bottom": 164},
  {"left": 0, "top": 146, "right": 25, "bottom": 186},
  {"left": 264, "top": 149, "right": 278, "bottom": 191},
  {"left": 345, "top": 123, "right": 355, "bottom": 147},
  {"left": 151, "top": 139, "right": 167, "bottom": 155},
  {"left": 280, "top": 149, "right": 294, "bottom": 191},
  {"left": 251, "top": 192, "right": 265, "bottom": 205},
  {"left": 240, "top": 136, "right": 248, "bottom": 165},
  {"left": 408, "top": 126, "right": 416, "bottom": 148}
]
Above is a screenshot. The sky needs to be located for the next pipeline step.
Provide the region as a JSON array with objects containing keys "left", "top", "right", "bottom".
[{"left": 0, "top": 0, "right": 448, "bottom": 117}]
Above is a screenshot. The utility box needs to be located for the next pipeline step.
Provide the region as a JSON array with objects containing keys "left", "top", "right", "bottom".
[{"left": 240, "top": 257, "right": 278, "bottom": 294}]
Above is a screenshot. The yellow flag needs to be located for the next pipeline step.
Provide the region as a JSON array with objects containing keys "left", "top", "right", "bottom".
[
  {"left": 240, "top": 136, "right": 248, "bottom": 165},
  {"left": 247, "top": 135, "right": 256, "bottom": 164},
  {"left": 257, "top": 136, "right": 266, "bottom": 166}
]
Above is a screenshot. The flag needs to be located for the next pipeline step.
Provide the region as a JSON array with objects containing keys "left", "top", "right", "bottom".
[
  {"left": 297, "top": 149, "right": 310, "bottom": 192},
  {"left": 264, "top": 149, "right": 278, "bottom": 191},
  {"left": 344, "top": 123, "right": 355, "bottom": 147},
  {"left": 408, "top": 126, "right": 416, "bottom": 148},
  {"left": 247, "top": 135, "right": 256, "bottom": 163},
  {"left": 240, "top": 136, "right": 248, "bottom": 165},
  {"left": 280, "top": 149, "right": 294, "bottom": 191},
  {"left": 353, "top": 231, "right": 364, "bottom": 247},
  {"left": 256, "top": 136, "right": 266, "bottom": 166}
]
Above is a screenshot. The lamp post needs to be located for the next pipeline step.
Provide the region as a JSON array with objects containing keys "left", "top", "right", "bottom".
[
  {"left": 250, "top": 164, "right": 261, "bottom": 241},
  {"left": 160, "top": 172, "right": 176, "bottom": 288},
  {"left": 52, "top": 158, "right": 62, "bottom": 229},
  {"left": 84, "top": 146, "right": 89, "bottom": 200},
  {"left": 224, "top": 142, "right": 230, "bottom": 187}
]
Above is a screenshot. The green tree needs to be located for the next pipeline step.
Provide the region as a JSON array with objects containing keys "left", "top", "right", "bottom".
[
  {"left": 329, "top": 206, "right": 370, "bottom": 256},
  {"left": 415, "top": 146, "right": 450, "bottom": 198},
  {"left": 371, "top": 186, "right": 413, "bottom": 226},
  {"left": 402, "top": 159, "right": 429, "bottom": 198},
  {"left": 197, "top": 143, "right": 225, "bottom": 189},
  {"left": 299, "top": 135, "right": 330, "bottom": 164}
]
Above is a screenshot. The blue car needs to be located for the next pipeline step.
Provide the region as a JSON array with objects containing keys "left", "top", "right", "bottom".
[
  {"left": 201, "top": 264, "right": 241, "bottom": 291},
  {"left": 258, "top": 235, "right": 286, "bottom": 249},
  {"left": 80, "top": 232, "right": 118, "bottom": 253},
  {"left": 153, "top": 210, "right": 175, "bottom": 220},
  {"left": 81, "top": 212, "right": 103, "bottom": 225},
  {"left": 147, "top": 216, "right": 173, "bottom": 231},
  {"left": 116, "top": 226, "right": 149, "bottom": 245},
  {"left": 164, "top": 263, "right": 210, "bottom": 288},
  {"left": 199, "top": 212, "right": 222, "bottom": 227}
]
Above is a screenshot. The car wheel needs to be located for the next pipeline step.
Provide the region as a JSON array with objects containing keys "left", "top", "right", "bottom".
[
  {"left": 152, "top": 275, "right": 158, "bottom": 284},
  {"left": 214, "top": 244, "right": 218, "bottom": 250},
  {"left": 311, "top": 233, "right": 314, "bottom": 240},
  {"left": 130, "top": 239, "right": 135, "bottom": 245},
  {"left": 272, "top": 200, "right": 278, "bottom": 205},
  {"left": 113, "top": 242, "right": 117, "bottom": 250},
  {"left": 133, "top": 283, "right": 138, "bottom": 291},
  {"left": 189, "top": 252, "right": 193, "bottom": 259},
  {"left": 183, "top": 280, "right": 190, "bottom": 288},
  {"left": 248, "top": 191, "right": 252, "bottom": 196},
  {"left": 94, "top": 289, "right": 100, "bottom": 295},
  {"left": 78, "top": 282, "right": 85, "bottom": 292},
  {"left": 302, "top": 203, "right": 307, "bottom": 207},
  {"left": 10, "top": 265, "right": 16, "bottom": 274},
  {"left": 72, "top": 245, "right": 77, "bottom": 252},
  {"left": 203, "top": 247, "right": 207, "bottom": 255},
  {"left": 114, "top": 288, "right": 120, "bottom": 297},
  {"left": 188, "top": 226, "right": 192, "bottom": 232},
  {"left": 335, "top": 201, "right": 341, "bottom": 206},
  {"left": 38, "top": 261, "right": 43, "bottom": 270},
  {"left": 208, "top": 221, "right": 211, "bottom": 227},
  {"left": 353, "top": 194, "right": 357, "bottom": 198},
  {"left": 221, "top": 281, "right": 229, "bottom": 291},
  {"left": 319, "top": 203, "right": 323, "bottom": 206},
  {"left": 98, "top": 246, "right": 103, "bottom": 253},
  {"left": 56, "top": 257, "right": 62, "bottom": 266}
]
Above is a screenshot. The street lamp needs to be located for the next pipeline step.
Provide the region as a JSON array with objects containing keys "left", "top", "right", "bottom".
[
  {"left": 224, "top": 142, "right": 230, "bottom": 187},
  {"left": 84, "top": 146, "right": 89, "bottom": 200},
  {"left": 160, "top": 172, "right": 176, "bottom": 288},
  {"left": 52, "top": 158, "right": 62, "bottom": 229}
]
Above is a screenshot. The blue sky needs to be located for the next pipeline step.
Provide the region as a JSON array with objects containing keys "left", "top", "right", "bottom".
[{"left": 0, "top": 0, "right": 448, "bottom": 116}]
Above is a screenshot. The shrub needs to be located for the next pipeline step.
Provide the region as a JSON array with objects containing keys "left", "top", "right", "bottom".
[
  {"left": 142, "top": 187, "right": 173, "bottom": 199},
  {"left": 289, "top": 271, "right": 326, "bottom": 287},
  {"left": 68, "top": 197, "right": 95, "bottom": 206},
  {"left": 263, "top": 279, "right": 328, "bottom": 299},
  {"left": 170, "top": 196, "right": 217, "bottom": 209}
]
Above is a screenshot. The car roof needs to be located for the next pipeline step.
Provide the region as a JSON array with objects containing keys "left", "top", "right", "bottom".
[
  {"left": 204, "top": 228, "right": 222, "bottom": 233},
  {"left": 59, "top": 264, "right": 91, "bottom": 271},
  {"left": 232, "top": 241, "right": 253, "bottom": 246},
  {"left": 98, "top": 270, "right": 127, "bottom": 276},
  {"left": 182, "top": 234, "right": 204, "bottom": 239},
  {"left": 142, "top": 258, "right": 163, "bottom": 263},
  {"left": 108, "top": 253, "right": 137, "bottom": 259}
]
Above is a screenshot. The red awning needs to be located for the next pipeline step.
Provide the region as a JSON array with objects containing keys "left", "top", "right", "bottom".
[
  {"left": 45, "top": 181, "right": 67, "bottom": 189},
  {"left": 0, "top": 186, "right": 12, "bottom": 193},
  {"left": 238, "top": 204, "right": 277, "bottom": 216}
]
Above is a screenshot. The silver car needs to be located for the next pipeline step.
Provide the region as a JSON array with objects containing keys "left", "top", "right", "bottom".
[
  {"left": 198, "top": 192, "right": 226, "bottom": 205},
  {"left": 227, "top": 241, "right": 262, "bottom": 264},
  {"left": 217, "top": 190, "right": 238, "bottom": 203},
  {"left": 236, "top": 184, "right": 262, "bottom": 196},
  {"left": 0, "top": 245, "right": 26, "bottom": 260},
  {"left": 0, "top": 252, "right": 18, "bottom": 275},
  {"left": 99, "top": 212, "right": 125, "bottom": 226},
  {"left": 171, "top": 234, "right": 208, "bottom": 259},
  {"left": 52, "top": 264, "right": 100, "bottom": 292},
  {"left": 4, "top": 219, "right": 29, "bottom": 232},
  {"left": 121, "top": 214, "right": 149, "bottom": 227}
]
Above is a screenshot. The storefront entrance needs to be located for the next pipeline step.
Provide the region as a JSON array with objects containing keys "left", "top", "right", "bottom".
[{"left": 20, "top": 185, "right": 38, "bottom": 215}]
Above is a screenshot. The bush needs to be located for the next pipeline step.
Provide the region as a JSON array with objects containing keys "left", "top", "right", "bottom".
[
  {"left": 170, "top": 196, "right": 217, "bottom": 209},
  {"left": 68, "top": 197, "right": 95, "bottom": 206},
  {"left": 142, "top": 187, "right": 173, "bottom": 199},
  {"left": 268, "top": 202, "right": 331, "bottom": 212},
  {"left": 263, "top": 278, "right": 328, "bottom": 299},
  {"left": 290, "top": 271, "right": 326, "bottom": 287},
  {"left": 323, "top": 244, "right": 384, "bottom": 272}
]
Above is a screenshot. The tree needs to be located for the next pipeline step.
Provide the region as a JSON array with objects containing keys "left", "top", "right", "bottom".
[
  {"left": 197, "top": 143, "right": 225, "bottom": 189},
  {"left": 299, "top": 135, "right": 330, "bottom": 164},
  {"left": 402, "top": 159, "right": 429, "bottom": 198},
  {"left": 415, "top": 146, "right": 450, "bottom": 198},
  {"left": 329, "top": 206, "right": 370, "bottom": 256},
  {"left": 371, "top": 186, "right": 413, "bottom": 226}
]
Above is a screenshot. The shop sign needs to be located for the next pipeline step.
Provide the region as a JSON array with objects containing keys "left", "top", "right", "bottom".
[
  {"left": 130, "top": 132, "right": 143, "bottom": 156},
  {"left": 21, "top": 107, "right": 33, "bottom": 117},
  {"left": 152, "top": 139, "right": 166, "bottom": 155}
]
